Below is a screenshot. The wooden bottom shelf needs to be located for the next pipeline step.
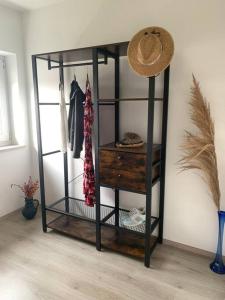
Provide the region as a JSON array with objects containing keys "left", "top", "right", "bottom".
[{"left": 47, "top": 215, "right": 158, "bottom": 260}]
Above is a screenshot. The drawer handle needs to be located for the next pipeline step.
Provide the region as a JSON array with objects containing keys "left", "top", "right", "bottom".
[
  {"left": 117, "top": 174, "right": 121, "bottom": 178},
  {"left": 117, "top": 155, "right": 122, "bottom": 160}
]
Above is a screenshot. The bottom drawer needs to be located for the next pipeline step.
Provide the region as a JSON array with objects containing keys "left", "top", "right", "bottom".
[{"left": 100, "top": 166, "right": 159, "bottom": 193}]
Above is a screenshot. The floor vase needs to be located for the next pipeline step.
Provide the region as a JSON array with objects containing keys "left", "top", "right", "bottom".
[{"left": 210, "top": 210, "right": 225, "bottom": 274}]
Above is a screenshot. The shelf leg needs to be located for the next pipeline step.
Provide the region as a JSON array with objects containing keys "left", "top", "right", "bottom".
[
  {"left": 59, "top": 58, "right": 69, "bottom": 213},
  {"left": 159, "top": 66, "right": 170, "bottom": 244},
  {"left": 115, "top": 189, "right": 119, "bottom": 227},
  {"left": 145, "top": 195, "right": 152, "bottom": 268},
  {"left": 114, "top": 49, "right": 120, "bottom": 229},
  {"left": 32, "top": 55, "right": 47, "bottom": 233},
  {"left": 93, "top": 48, "right": 101, "bottom": 251},
  {"left": 96, "top": 197, "right": 101, "bottom": 251},
  {"left": 144, "top": 76, "right": 155, "bottom": 268}
]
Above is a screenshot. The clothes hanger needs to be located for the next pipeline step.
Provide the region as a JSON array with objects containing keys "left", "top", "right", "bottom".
[
  {"left": 86, "top": 73, "right": 89, "bottom": 87},
  {"left": 74, "top": 67, "right": 76, "bottom": 81},
  {"left": 59, "top": 72, "right": 63, "bottom": 90},
  {"left": 86, "top": 65, "right": 90, "bottom": 87}
]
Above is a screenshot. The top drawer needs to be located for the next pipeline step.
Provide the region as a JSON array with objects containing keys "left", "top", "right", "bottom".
[{"left": 100, "top": 148, "right": 160, "bottom": 172}]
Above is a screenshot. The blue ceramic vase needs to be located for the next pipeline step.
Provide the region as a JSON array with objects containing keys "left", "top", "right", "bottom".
[
  {"left": 22, "top": 198, "right": 39, "bottom": 220},
  {"left": 210, "top": 210, "right": 225, "bottom": 274}
]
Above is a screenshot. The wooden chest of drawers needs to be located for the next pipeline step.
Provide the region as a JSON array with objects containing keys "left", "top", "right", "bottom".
[{"left": 99, "top": 143, "right": 160, "bottom": 193}]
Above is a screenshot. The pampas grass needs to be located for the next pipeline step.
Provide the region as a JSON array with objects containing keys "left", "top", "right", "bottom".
[{"left": 179, "top": 75, "right": 220, "bottom": 210}]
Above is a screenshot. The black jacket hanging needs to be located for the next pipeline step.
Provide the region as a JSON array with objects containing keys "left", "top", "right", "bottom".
[{"left": 68, "top": 80, "right": 85, "bottom": 158}]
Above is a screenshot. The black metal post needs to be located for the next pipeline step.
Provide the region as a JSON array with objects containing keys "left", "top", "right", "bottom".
[
  {"left": 144, "top": 76, "right": 155, "bottom": 267},
  {"left": 32, "top": 55, "right": 47, "bottom": 232},
  {"left": 158, "top": 66, "right": 170, "bottom": 243},
  {"left": 114, "top": 49, "right": 120, "bottom": 228},
  {"left": 59, "top": 58, "right": 69, "bottom": 213},
  {"left": 93, "top": 48, "right": 101, "bottom": 251}
]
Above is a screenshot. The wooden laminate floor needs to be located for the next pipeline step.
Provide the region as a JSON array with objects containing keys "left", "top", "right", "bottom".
[{"left": 0, "top": 211, "right": 224, "bottom": 300}]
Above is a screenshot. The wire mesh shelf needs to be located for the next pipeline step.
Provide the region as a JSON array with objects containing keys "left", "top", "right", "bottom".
[{"left": 46, "top": 197, "right": 158, "bottom": 234}]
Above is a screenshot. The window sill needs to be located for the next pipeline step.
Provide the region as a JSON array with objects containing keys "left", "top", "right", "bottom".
[{"left": 0, "top": 145, "right": 26, "bottom": 152}]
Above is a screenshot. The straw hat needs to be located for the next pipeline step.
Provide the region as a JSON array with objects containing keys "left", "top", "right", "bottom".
[{"left": 127, "top": 26, "right": 174, "bottom": 77}]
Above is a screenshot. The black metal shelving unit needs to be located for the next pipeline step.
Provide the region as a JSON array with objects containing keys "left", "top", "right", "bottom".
[{"left": 32, "top": 41, "right": 170, "bottom": 268}]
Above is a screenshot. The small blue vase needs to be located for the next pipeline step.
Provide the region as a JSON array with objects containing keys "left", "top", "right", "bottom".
[
  {"left": 210, "top": 210, "right": 225, "bottom": 274},
  {"left": 22, "top": 198, "right": 39, "bottom": 220}
]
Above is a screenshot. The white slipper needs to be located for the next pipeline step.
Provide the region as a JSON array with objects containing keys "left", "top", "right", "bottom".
[
  {"left": 122, "top": 208, "right": 146, "bottom": 227},
  {"left": 129, "top": 207, "right": 145, "bottom": 216}
]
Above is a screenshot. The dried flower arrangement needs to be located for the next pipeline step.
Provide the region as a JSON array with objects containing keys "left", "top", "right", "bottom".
[
  {"left": 11, "top": 176, "right": 39, "bottom": 199},
  {"left": 179, "top": 75, "right": 220, "bottom": 210}
]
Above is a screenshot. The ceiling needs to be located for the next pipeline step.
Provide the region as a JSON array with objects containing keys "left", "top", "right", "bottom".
[{"left": 0, "top": 0, "right": 65, "bottom": 11}]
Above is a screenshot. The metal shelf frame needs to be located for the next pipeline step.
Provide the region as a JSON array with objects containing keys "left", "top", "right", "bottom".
[
  {"left": 45, "top": 196, "right": 159, "bottom": 237},
  {"left": 32, "top": 42, "right": 170, "bottom": 268}
]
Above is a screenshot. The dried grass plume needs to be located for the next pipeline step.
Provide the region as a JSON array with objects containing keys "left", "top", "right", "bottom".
[{"left": 179, "top": 75, "right": 220, "bottom": 210}]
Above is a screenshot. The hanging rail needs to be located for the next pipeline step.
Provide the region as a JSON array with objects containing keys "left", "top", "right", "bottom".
[{"left": 48, "top": 53, "right": 108, "bottom": 70}]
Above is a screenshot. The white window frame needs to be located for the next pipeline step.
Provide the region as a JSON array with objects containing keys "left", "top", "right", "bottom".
[{"left": 0, "top": 55, "right": 12, "bottom": 146}]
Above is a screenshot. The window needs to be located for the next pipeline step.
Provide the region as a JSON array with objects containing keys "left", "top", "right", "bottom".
[{"left": 0, "top": 56, "right": 11, "bottom": 146}]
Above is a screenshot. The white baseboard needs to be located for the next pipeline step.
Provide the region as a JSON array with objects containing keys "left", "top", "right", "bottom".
[{"left": 163, "top": 239, "right": 225, "bottom": 260}]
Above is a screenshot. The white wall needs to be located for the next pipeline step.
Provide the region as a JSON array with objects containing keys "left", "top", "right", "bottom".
[
  {"left": 0, "top": 5, "right": 31, "bottom": 216},
  {"left": 23, "top": 0, "right": 225, "bottom": 255}
]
